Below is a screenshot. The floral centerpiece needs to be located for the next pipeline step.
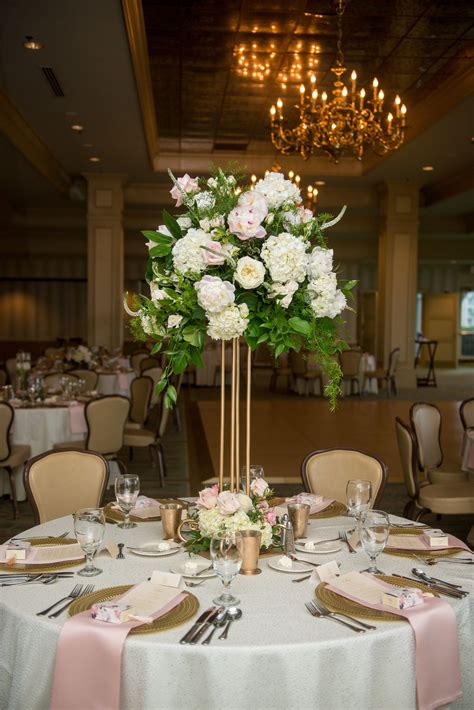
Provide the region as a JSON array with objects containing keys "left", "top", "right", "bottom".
[
  {"left": 65, "top": 344, "right": 92, "bottom": 367},
  {"left": 182, "top": 477, "right": 280, "bottom": 553},
  {"left": 127, "top": 168, "right": 354, "bottom": 409}
]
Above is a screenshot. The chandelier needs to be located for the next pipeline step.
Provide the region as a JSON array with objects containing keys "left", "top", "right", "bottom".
[{"left": 269, "top": 0, "right": 407, "bottom": 163}]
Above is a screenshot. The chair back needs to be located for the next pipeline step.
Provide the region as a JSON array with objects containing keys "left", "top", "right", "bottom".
[
  {"left": 131, "top": 351, "right": 150, "bottom": 373},
  {"left": 253, "top": 344, "right": 273, "bottom": 367},
  {"left": 387, "top": 348, "right": 400, "bottom": 377},
  {"left": 409, "top": 402, "right": 442, "bottom": 471},
  {"left": 69, "top": 369, "right": 99, "bottom": 390},
  {"left": 141, "top": 366, "right": 163, "bottom": 405},
  {"left": 339, "top": 349, "right": 362, "bottom": 377},
  {"left": 44, "top": 372, "right": 79, "bottom": 390},
  {"left": 139, "top": 356, "right": 161, "bottom": 374},
  {"left": 301, "top": 447, "right": 387, "bottom": 507},
  {"left": 85, "top": 396, "right": 130, "bottom": 454},
  {"left": 24, "top": 449, "right": 108, "bottom": 524},
  {"left": 0, "top": 402, "right": 13, "bottom": 461},
  {"left": 5, "top": 358, "right": 17, "bottom": 383},
  {"left": 0, "top": 370, "right": 6, "bottom": 387},
  {"left": 395, "top": 418, "right": 419, "bottom": 500},
  {"left": 129, "top": 376, "right": 153, "bottom": 425},
  {"left": 460, "top": 398, "right": 474, "bottom": 430}
]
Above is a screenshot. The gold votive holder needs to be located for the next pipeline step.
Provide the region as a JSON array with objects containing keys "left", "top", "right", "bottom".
[
  {"left": 239, "top": 529, "right": 262, "bottom": 575},
  {"left": 287, "top": 503, "right": 310, "bottom": 539},
  {"left": 161, "top": 504, "right": 183, "bottom": 541}
]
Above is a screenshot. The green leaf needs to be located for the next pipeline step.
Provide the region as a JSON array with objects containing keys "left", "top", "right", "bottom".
[
  {"left": 150, "top": 342, "right": 162, "bottom": 355},
  {"left": 288, "top": 317, "right": 311, "bottom": 336},
  {"left": 188, "top": 348, "right": 204, "bottom": 368},
  {"left": 149, "top": 244, "right": 172, "bottom": 258},
  {"left": 343, "top": 279, "right": 358, "bottom": 291},
  {"left": 141, "top": 230, "right": 174, "bottom": 246},
  {"left": 182, "top": 325, "right": 202, "bottom": 347},
  {"left": 154, "top": 380, "right": 167, "bottom": 396},
  {"left": 167, "top": 384, "right": 177, "bottom": 404},
  {"left": 162, "top": 210, "right": 182, "bottom": 240},
  {"left": 172, "top": 351, "right": 188, "bottom": 374},
  {"left": 274, "top": 343, "right": 286, "bottom": 358}
]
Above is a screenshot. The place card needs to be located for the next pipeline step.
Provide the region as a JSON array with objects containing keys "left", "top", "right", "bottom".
[
  {"left": 0, "top": 543, "right": 84, "bottom": 565},
  {"left": 311, "top": 560, "right": 340, "bottom": 583},
  {"left": 328, "top": 571, "right": 385, "bottom": 605},
  {"left": 102, "top": 540, "right": 119, "bottom": 558}
]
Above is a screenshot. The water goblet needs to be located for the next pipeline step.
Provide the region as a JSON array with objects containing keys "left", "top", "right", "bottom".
[
  {"left": 346, "top": 479, "right": 372, "bottom": 520},
  {"left": 359, "top": 510, "right": 390, "bottom": 574},
  {"left": 240, "top": 464, "right": 264, "bottom": 492},
  {"left": 114, "top": 474, "right": 140, "bottom": 529},
  {"left": 74, "top": 508, "right": 106, "bottom": 576},
  {"left": 210, "top": 532, "right": 243, "bottom": 607}
]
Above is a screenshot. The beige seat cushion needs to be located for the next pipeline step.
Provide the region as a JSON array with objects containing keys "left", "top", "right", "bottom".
[
  {"left": 125, "top": 421, "right": 142, "bottom": 429},
  {"left": 0, "top": 444, "right": 31, "bottom": 468},
  {"left": 53, "top": 440, "right": 86, "bottom": 450},
  {"left": 123, "top": 428, "right": 155, "bottom": 447},
  {"left": 427, "top": 467, "right": 469, "bottom": 485},
  {"left": 419, "top": 482, "right": 474, "bottom": 515}
]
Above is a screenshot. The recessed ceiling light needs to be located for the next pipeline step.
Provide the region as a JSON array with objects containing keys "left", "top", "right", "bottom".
[
  {"left": 71, "top": 124, "right": 83, "bottom": 132},
  {"left": 315, "top": 180, "right": 326, "bottom": 186},
  {"left": 83, "top": 143, "right": 93, "bottom": 148},
  {"left": 23, "top": 35, "right": 43, "bottom": 50},
  {"left": 422, "top": 165, "right": 434, "bottom": 171},
  {"left": 65, "top": 111, "right": 78, "bottom": 117},
  {"left": 89, "top": 156, "right": 100, "bottom": 163}
]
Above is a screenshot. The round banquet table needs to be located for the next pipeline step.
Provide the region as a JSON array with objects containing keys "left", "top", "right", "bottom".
[
  {"left": 96, "top": 371, "right": 135, "bottom": 397},
  {"left": 1, "top": 513, "right": 472, "bottom": 710}
]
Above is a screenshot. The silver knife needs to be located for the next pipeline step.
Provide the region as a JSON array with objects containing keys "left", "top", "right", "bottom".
[
  {"left": 179, "top": 607, "right": 217, "bottom": 644},
  {"left": 189, "top": 606, "right": 225, "bottom": 645},
  {"left": 394, "top": 573, "right": 466, "bottom": 599}
]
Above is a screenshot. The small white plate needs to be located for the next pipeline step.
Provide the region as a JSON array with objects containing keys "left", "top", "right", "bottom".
[
  {"left": 295, "top": 540, "right": 342, "bottom": 555},
  {"left": 170, "top": 561, "right": 216, "bottom": 578},
  {"left": 126, "top": 542, "right": 181, "bottom": 557},
  {"left": 267, "top": 558, "right": 313, "bottom": 574}
]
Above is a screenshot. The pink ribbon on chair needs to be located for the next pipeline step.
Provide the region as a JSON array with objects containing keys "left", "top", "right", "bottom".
[
  {"left": 50, "top": 592, "right": 186, "bottom": 710},
  {"left": 68, "top": 403, "right": 87, "bottom": 434}
]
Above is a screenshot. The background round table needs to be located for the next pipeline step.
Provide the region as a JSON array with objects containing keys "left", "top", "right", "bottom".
[{"left": 0, "top": 513, "right": 472, "bottom": 710}]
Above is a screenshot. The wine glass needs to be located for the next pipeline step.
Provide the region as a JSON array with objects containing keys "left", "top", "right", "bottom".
[
  {"left": 114, "top": 474, "right": 140, "bottom": 529},
  {"left": 359, "top": 510, "right": 390, "bottom": 574},
  {"left": 240, "top": 465, "right": 264, "bottom": 492},
  {"left": 74, "top": 508, "right": 106, "bottom": 576},
  {"left": 210, "top": 532, "right": 243, "bottom": 607},
  {"left": 346, "top": 479, "right": 372, "bottom": 519}
]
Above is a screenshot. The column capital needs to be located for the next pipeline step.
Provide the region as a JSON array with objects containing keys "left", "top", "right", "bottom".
[
  {"left": 84, "top": 174, "right": 127, "bottom": 217},
  {"left": 376, "top": 181, "right": 420, "bottom": 221}
]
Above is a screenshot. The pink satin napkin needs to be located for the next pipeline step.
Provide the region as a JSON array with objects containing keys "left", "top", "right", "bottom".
[
  {"left": 386, "top": 533, "right": 472, "bottom": 553},
  {"left": 51, "top": 587, "right": 186, "bottom": 710},
  {"left": 111, "top": 496, "right": 162, "bottom": 519},
  {"left": 285, "top": 493, "right": 334, "bottom": 514},
  {"left": 68, "top": 403, "right": 87, "bottom": 434},
  {"left": 326, "top": 573, "right": 462, "bottom": 710}
]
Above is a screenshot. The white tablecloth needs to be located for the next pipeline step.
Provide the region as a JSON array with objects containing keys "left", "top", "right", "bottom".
[
  {"left": 97, "top": 372, "right": 135, "bottom": 397},
  {"left": 0, "top": 514, "right": 472, "bottom": 710}
]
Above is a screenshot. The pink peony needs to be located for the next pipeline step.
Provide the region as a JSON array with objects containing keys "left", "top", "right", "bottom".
[
  {"left": 170, "top": 174, "right": 199, "bottom": 207},
  {"left": 201, "top": 240, "right": 231, "bottom": 266},
  {"left": 237, "top": 191, "right": 268, "bottom": 221},
  {"left": 196, "top": 484, "right": 219, "bottom": 509},
  {"left": 217, "top": 491, "right": 242, "bottom": 516},
  {"left": 257, "top": 500, "right": 269, "bottom": 513},
  {"left": 227, "top": 206, "right": 266, "bottom": 241},
  {"left": 265, "top": 510, "right": 277, "bottom": 525},
  {"left": 250, "top": 477, "right": 269, "bottom": 497}
]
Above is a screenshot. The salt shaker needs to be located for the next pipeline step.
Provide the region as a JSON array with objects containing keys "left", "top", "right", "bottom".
[{"left": 280, "top": 513, "right": 295, "bottom": 556}]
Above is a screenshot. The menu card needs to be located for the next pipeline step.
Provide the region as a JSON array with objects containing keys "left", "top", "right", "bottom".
[
  {"left": 328, "top": 571, "right": 385, "bottom": 605},
  {"left": 0, "top": 543, "right": 84, "bottom": 565}
]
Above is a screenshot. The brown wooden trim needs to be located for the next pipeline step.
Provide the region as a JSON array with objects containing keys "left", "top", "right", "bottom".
[
  {"left": 0, "top": 402, "right": 14, "bottom": 462},
  {"left": 300, "top": 446, "right": 388, "bottom": 508},
  {"left": 409, "top": 401, "right": 443, "bottom": 472},
  {"left": 395, "top": 417, "right": 420, "bottom": 500},
  {"left": 459, "top": 397, "right": 474, "bottom": 431}
]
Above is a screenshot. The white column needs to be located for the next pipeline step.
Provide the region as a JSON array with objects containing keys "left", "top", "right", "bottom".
[{"left": 85, "top": 174, "right": 126, "bottom": 351}]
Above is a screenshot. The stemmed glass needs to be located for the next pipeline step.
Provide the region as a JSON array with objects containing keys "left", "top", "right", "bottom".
[
  {"left": 240, "top": 465, "right": 264, "bottom": 492},
  {"left": 114, "top": 474, "right": 140, "bottom": 529},
  {"left": 346, "top": 479, "right": 372, "bottom": 519},
  {"left": 210, "top": 532, "right": 243, "bottom": 607},
  {"left": 359, "top": 510, "right": 390, "bottom": 574},
  {"left": 74, "top": 508, "right": 106, "bottom": 577}
]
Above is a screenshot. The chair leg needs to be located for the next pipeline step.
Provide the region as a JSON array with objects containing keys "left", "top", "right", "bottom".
[
  {"left": 129, "top": 447, "right": 134, "bottom": 461},
  {"left": 403, "top": 499, "right": 416, "bottom": 519},
  {"left": 6, "top": 467, "right": 18, "bottom": 519},
  {"left": 148, "top": 444, "right": 157, "bottom": 468},
  {"left": 157, "top": 446, "right": 165, "bottom": 487},
  {"left": 157, "top": 441, "right": 167, "bottom": 477},
  {"left": 414, "top": 506, "right": 430, "bottom": 522},
  {"left": 116, "top": 458, "right": 128, "bottom": 476}
]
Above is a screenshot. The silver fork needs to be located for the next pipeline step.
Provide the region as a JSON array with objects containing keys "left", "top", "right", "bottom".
[
  {"left": 312, "top": 598, "right": 376, "bottom": 631},
  {"left": 305, "top": 601, "right": 365, "bottom": 633},
  {"left": 48, "top": 584, "right": 94, "bottom": 618},
  {"left": 184, "top": 578, "right": 208, "bottom": 588},
  {"left": 37, "top": 584, "right": 83, "bottom": 616}
]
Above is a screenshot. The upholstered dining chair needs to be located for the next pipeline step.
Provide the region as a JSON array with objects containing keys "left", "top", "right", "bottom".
[
  {"left": 0, "top": 402, "right": 31, "bottom": 517},
  {"left": 460, "top": 397, "right": 474, "bottom": 431},
  {"left": 338, "top": 349, "right": 362, "bottom": 396},
  {"left": 5, "top": 358, "right": 17, "bottom": 385},
  {"left": 24, "top": 448, "right": 109, "bottom": 524},
  {"left": 43, "top": 372, "right": 79, "bottom": 390},
  {"left": 131, "top": 351, "right": 150, "bottom": 374},
  {"left": 139, "top": 356, "right": 161, "bottom": 374},
  {"left": 53, "top": 395, "right": 129, "bottom": 474},
  {"left": 69, "top": 369, "right": 99, "bottom": 390},
  {"left": 141, "top": 366, "right": 163, "bottom": 406},
  {"left": 127, "top": 376, "right": 153, "bottom": 430},
  {"left": 362, "top": 347, "right": 400, "bottom": 397},
  {"left": 300, "top": 447, "right": 387, "bottom": 508},
  {"left": 395, "top": 417, "right": 474, "bottom": 521},
  {"left": 409, "top": 402, "right": 468, "bottom": 485},
  {"left": 289, "top": 351, "right": 323, "bottom": 397},
  {"left": 123, "top": 394, "right": 167, "bottom": 486},
  {"left": 0, "top": 369, "right": 7, "bottom": 387}
]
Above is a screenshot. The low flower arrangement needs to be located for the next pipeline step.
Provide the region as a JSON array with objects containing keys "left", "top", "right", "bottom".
[
  {"left": 66, "top": 345, "right": 92, "bottom": 366},
  {"left": 183, "top": 478, "right": 280, "bottom": 554},
  {"left": 126, "top": 168, "right": 354, "bottom": 409}
]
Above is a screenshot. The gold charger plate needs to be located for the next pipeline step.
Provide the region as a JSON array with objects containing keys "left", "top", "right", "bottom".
[
  {"left": 385, "top": 528, "right": 464, "bottom": 558},
  {"left": 315, "top": 574, "right": 438, "bottom": 622},
  {"left": 0, "top": 537, "right": 84, "bottom": 574},
  {"left": 104, "top": 499, "right": 189, "bottom": 524},
  {"left": 69, "top": 585, "right": 199, "bottom": 634},
  {"left": 270, "top": 498, "right": 347, "bottom": 519}
]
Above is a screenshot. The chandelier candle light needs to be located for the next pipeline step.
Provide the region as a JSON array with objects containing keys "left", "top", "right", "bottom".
[{"left": 270, "top": 0, "right": 407, "bottom": 162}]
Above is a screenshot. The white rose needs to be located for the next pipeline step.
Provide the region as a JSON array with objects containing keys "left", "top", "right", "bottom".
[
  {"left": 250, "top": 478, "right": 269, "bottom": 496},
  {"left": 268, "top": 280, "right": 299, "bottom": 308},
  {"left": 149, "top": 282, "right": 170, "bottom": 303},
  {"left": 167, "top": 314, "right": 183, "bottom": 329},
  {"left": 236, "top": 493, "right": 253, "bottom": 512},
  {"left": 235, "top": 256, "right": 266, "bottom": 289},
  {"left": 195, "top": 275, "right": 235, "bottom": 314},
  {"left": 199, "top": 218, "right": 211, "bottom": 232}
]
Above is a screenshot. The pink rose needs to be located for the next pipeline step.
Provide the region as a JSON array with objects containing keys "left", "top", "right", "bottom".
[
  {"left": 170, "top": 174, "right": 199, "bottom": 207},
  {"left": 201, "top": 240, "right": 231, "bottom": 266},
  {"left": 250, "top": 478, "right": 269, "bottom": 497},
  {"left": 217, "top": 491, "right": 241, "bottom": 516},
  {"left": 228, "top": 206, "right": 266, "bottom": 241},
  {"left": 257, "top": 500, "right": 269, "bottom": 513},
  {"left": 265, "top": 510, "right": 277, "bottom": 525},
  {"left": 237, "top": 191, "right": 268, "bottom": 221},
  {"left": 196, "top": 484, "right": 219, "bottom": 509}
]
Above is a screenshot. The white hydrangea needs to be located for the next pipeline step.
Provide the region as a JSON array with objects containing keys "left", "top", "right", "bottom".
[
  {"left": 207, "top": 303, "right": 249, "bottom": 341},
  {"left": 307, "top": 273, "right": 346, "bottom": 318},
  {"left": 235, "top": 256, "right": 266, "bottom": 289},
  {"left": 197, "top": 508, "right": 273, "bottom": 547},
  {"left": 177, "top": 216, "right": 192, "bottom": 229},
  {"left": 267, "top": 280, "right": 299, "bottom": 308},
  {"left": 193, "top": 191, "right": 215, "bottom": 211},
  {"left": 308, "top": 247, "right": 334, "bottom": 280},
  {"left": 283, "top": 206, "right": 313, "bottom": 231},
  {"left": 195, "top": 275, "right": 235, "bottom": 314},
  {"left": 171, "top": 229, "right": 208, "bottom": 275},
  {"left": 261, "top": 233, "right": 308, "bottom": 284},
  {"left": 254, "top": 172, "right": 302, "bottom": 209},
  {"left": 149, "top": 281, "right": 170, "bottom": 304}
]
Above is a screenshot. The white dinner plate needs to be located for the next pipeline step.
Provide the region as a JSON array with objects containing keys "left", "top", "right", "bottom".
[
  {"left": 170, "top": 561, "right": 217, "bottom": 578},
  {"left": 126, "top": 542, "right": 182, "bottom": 557},
  {"left": 295, "top": 540, "right": 342, "bottom": 555},
  {"left": 267, "top": 558, "right": 313, "bottom": 574}
]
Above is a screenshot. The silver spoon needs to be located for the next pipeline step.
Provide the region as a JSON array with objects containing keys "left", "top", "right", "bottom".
[
  {"left": 218, "top": 607, "right": 242, "bottom": 640},
  {"left": 117, "top": 544, "right": 125, "bottom": 559},
  {"left": 201, "top": 608, "right": 227, "bottom": 645}
]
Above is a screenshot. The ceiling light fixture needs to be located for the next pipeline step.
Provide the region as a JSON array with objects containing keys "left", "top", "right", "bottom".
[
  {"left": 270, "top": 0, "right": 407, "bottom": 162},
  {"left": 421, "top": 165, "right": 434, "bottom": 171},
  {"left": 315, "top": 180, "right": 326, "bottom": 186},
  {"left": 89, "top": 156, "right": 100, "bottom": 163},
  {"left": 71, "top": 124, "right": 83, "bottom": 132},
  {"left": 23, "top": 35, "right": 43, "bottom": 50}
]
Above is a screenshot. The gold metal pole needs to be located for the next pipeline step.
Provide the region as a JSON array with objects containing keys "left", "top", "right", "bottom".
[
  {"left": 219, "top": 340, "right": 225, "bottom": 491},
  {"left": 246, "top": 345, "right": 251, "bottom": 496},
  {"left": 235, "top": 339, "right": 240, "bottom": 492},
  {"left": 230, "top": 339, "right": 236, "bottom": 492}
]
